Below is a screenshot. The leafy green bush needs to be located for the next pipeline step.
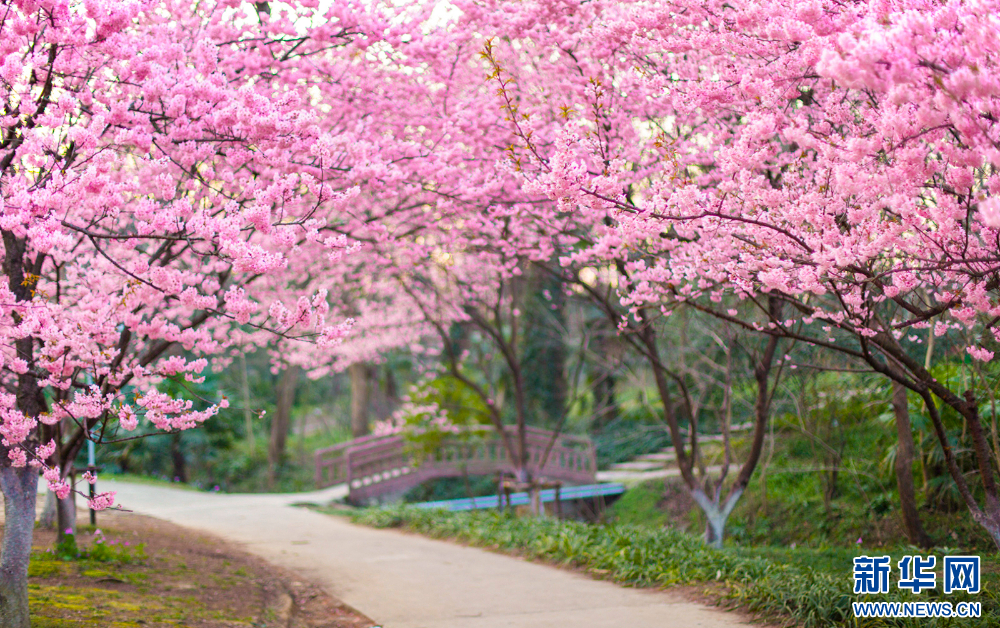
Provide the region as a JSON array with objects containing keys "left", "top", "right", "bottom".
[
  {"left": 53, "top": 533, "right": 79, "bottom": 561},
  {"left": 353, "top": 507, "right": 997, "bottom": 628},
  {"left": 53, "top": 532, "right": 146, "bottom": 565}
]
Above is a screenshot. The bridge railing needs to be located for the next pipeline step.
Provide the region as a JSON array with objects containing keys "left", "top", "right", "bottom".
[{"left": 314, "top": 426, "right": 597, "bottom": 501}]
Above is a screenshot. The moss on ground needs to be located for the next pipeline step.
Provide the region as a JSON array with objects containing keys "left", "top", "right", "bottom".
[
  {"left": 27, "top": 521, "right": 258, "bottom": 627},
  {"left": 26, "top": 511, "right": 375, "bottom": 628}
]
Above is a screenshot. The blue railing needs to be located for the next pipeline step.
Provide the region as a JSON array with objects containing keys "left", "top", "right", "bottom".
[{"left": 412, "top": 482, "right": 625, "bottom": 511}]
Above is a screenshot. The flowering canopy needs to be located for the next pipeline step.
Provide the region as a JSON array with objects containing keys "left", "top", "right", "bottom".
[
  {"left": 488, "top": 0, "right": 1000, "bottom": 541},
  {"left": 0, "top": 0, "right": 412, "bottom": 506}
]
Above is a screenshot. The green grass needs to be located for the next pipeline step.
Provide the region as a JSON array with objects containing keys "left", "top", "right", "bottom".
[
  {"left": 29, "top": 524, "right": 264, "bottom": 627},
  {"left": 352, "top": 506, "right": 999, "bottom": 628},
  {"left": 609, "top": 482, "right": 669, "bottom": 528},
  {"left": 100, "top": 473, "right": 201, "bottom": 491}
]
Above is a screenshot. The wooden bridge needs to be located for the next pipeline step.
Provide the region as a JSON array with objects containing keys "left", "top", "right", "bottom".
[{"left": 314, "top": 427, "right": 597, "bottom": 503}]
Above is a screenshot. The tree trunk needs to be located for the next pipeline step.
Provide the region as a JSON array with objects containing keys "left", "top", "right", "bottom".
[
  {"left": 704, "top": 514, "right": 726, "bottom": 548},
  {"left": 349, "top": 362, "right": 371, "bottom": 438},
  {"left": 891, "top": 381, "right": 932, "bottom": 548},
  {"left": 170, "top": 433, "right": 187, "bottom": 484},
  {"left": 593, "top": 371, "right": 617, "bottom": 432},
  {"left": 522, "top": 270, "right": 568, "bottom": 428},
  {"left": 384, "top": 365, "right": 399, "bottom": 408},
  {"left": 240, "top": 347, "right": 255, "bottom": 449},
  {"left": 56, "top": 492, "right": 76, "bottom": 538},
  {"left": 268, "top": 365, "right": 300, "bottom": 487},
  {"left": 694, "top": 487, "right": 744, "bottom": 549},
  {"left": 2, "top": 229, "right": 48, "bottom": 625},
  {"left": 40, "top": 489, "right": 56, "bottom": 529},
  {"left": 0, "top": 466, "right": 38, "bottom": 628},
  {"left": 870, "top": 329, "right": 1000, "bottom": 547},
  {"left": 593, "top": 318, "right": 623, "bottom": 433}
]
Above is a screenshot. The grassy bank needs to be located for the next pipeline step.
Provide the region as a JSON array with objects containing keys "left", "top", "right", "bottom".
[{"left": 352, "top": 507, "right": 998, "bottom": 627}]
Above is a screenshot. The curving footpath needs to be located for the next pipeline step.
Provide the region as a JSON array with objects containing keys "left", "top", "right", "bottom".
[{"left": 94, "top": 480, "right": 750, "bottom": 628}]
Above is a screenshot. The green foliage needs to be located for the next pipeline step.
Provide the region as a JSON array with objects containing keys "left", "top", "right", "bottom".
[
  {"left": 593, "top": 417, "right": 671, "bottom": 468},
  {"left": 395, "top": 375, "right": 493, "bottom": 453},
  {"left": 402, "top": 475, "right": 499, "bottom": 503},
  {"left": 85, "top": 538, "right": 147, "bottom": 564},
  {"left": 93, "top": 345, "right": 358, "bottom": 492},
  {"left": 520, "top": 270, "right": 568, "bottom": 428},
  {"left": 54, "top": 534, "right": 79, "bottom": 561},
  {"left": 353, "top": 507, "right": 998, "bottom": 628},
  {"left": 52, "top": 533, "right": 146, "bottom": 565},
  {"left": 609, "top": 483, "right": 668, "bottom": 528},
  {"left": 708, "top": 368, "right": 1000, "bottom": 553}
]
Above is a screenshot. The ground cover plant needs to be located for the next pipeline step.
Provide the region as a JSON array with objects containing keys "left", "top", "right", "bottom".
[{"left": 353, "top": 506, "right": 998, "bottom": 628}]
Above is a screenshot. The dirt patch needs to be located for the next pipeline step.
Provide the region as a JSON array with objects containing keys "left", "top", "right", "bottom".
[
  {"left": 25, "top": 510, "right": 375, "bottom": 628},
  {"left": 658, "top": 477, "right": 697, "bottom": 529}
]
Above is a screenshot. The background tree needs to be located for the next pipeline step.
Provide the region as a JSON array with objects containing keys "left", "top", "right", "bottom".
[{"left": 500, "top": 0, "right": 1000, "bottom": 544}]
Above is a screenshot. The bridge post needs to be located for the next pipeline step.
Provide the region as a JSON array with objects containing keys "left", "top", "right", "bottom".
[
  {"left": 314, "top": 450, "right": 322, "bottom": 487},
  {"left": 345, "top": 449, "right": 353, "bottom": 492}
]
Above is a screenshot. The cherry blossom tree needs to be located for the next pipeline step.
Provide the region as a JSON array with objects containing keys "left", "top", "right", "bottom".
[
  {"left": 0, "top": 0, "right": 412, "bottom": 622},
  {"left": 276, "top": 3, "right": 579, "bottom": 499},
  {"left": 498, "top": 0, "right": 1000, "bottom": 545}
]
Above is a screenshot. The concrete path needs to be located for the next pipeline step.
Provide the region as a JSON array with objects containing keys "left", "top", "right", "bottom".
[
  {"left": 596, "top": 464, "right": 727, "bottom": 485},
  {"left": 91, "top": 480, "right": 749, "bottom": 628}
]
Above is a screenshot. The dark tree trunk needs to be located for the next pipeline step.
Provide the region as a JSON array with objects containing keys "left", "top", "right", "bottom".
[
  {"left": 40, "top": 489, "right": 57, "bottom": 529},
  {"left": 349, "top": 362, "right": 371, "bottom": 438},
  {"left": 56, "top": 491, "right": 77, "bottom": 538},
  {"left": 1, "top": 229, "right": 47, "bottom": 625},
  {"left": 891, "top": 381, "right": 932, "bottom": 548},
  {"left": 593, "top": 371, "right": 617, "bottom": 432},
  {"left": 593, "top": 327, "right": 621, "bottom": 433},
  {"left": 868, "top": 328, "right": 1000, "bottom": 547},
  {"left": 384, "top": 365, "right": 398, "bottom": 405},
  {"left": 0, "top": 466, "right": 38, "bottom": 628},
  {"left": 170, "top": 433, "right": 187, "bottom": 484},
  {"left": 268, "top": 365, "right": 299, "bottom": 487},
  {"left": 370, "top": 364, "right": 401, "bottom": 422},
  {"left": 521, "top": 270, "right": 567, "bottom": 427}
]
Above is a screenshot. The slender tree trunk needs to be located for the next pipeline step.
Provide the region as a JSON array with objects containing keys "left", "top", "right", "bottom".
[
  {"left": 593, "top": 371, "right": 617, "bottom": 432},
  {"left": 171, "top": 433, "right": 187, "bottom": 483},
  {"left": 870, "top": 328, "right": 1000, "bottom": 546},
  {"left": 371, "top": 365, "right": 400, "bottom": 421},
  {"left": 522, "top": 270, "right": 568, "bottom": 427},
  {"left": 0, "top": 466, "right": 38, "bottom": 628},
  {"left": 593, "top": 322, "right": 622, "bottom": 432},
  {"left": 695, "top": 320, "right": 780, "bottom": 548},
  {"left": 384, "top": 365, "right": 399, "bottom": 411},
  {"left": 56, "top": 492, "right": 76, "bottom": 538},
  {"left": 40, "top": 489, "right": 56, "bottom": 529},
  {"left": 349, "top": 362, "right": 371, "bottom": 438},
  {"left": 240, "top": 347, "right": 255, "bottom": 449},
  {"left": 268, "top": 365, "right": 299, "bottom": 488},
  {"left": 917, "top": 387, "right": 1000, "bottom": 547},
  {"left": 891, "top": 381, "right": 932, "bottom": 548},
  {"left": 963, "top": 390, "right": 1000, "bottom": 545}
]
